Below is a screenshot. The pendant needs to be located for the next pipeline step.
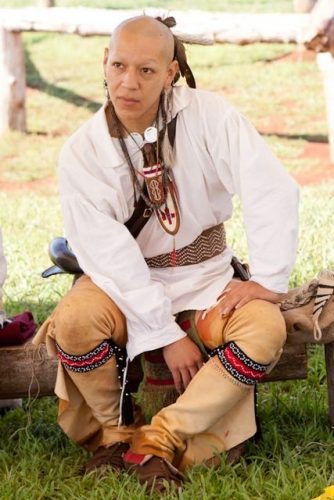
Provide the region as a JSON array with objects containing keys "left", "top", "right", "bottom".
[
  {"left": 155, "top": 179, "right": 180, "bottom": 236},
  {"left": 143, "top": 162, "right": 166, "bottom": 205},
  {"left": 144, "top": 126, "right": 158, "bottom": 143},
  {"left": 142, "top": 143, "right": 166, "bottom": 206}
]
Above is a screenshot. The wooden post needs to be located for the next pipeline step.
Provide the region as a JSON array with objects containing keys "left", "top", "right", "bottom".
[
  {"left": 0, "top": 27, "right": 26, "bottom": 134},
  {"left": 293, "top": 0, "right": 318, "bottom": 13},
  {"left": 300, "top": 1, "right": 334, "bottom": 162},
  {"left": 325, "top": 341, "right": 334, "bottom": 430},
  {"left": 317, "top": 52, "right": 334, "bottom": 163},
  {"left": 37, "top": 0, "right": 55, "bottom": 6}
]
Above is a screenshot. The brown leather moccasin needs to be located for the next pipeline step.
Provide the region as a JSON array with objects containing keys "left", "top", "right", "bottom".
[
  {"left": 83, "top": 441, "right": 130, "bottom": 474},
  {"left": 124, "top": 453, "right": 184, "bottom": 494},
  {"left": 226, "top": 439, "right": 248, "bottom": 465}
]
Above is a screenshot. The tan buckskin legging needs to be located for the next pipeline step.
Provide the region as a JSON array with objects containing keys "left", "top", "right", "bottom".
[{"left": 33, "top": 275, "right": 286, "bottom": 469}]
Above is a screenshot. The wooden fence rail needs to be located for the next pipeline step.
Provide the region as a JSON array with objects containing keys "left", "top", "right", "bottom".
[{"left": 0, "top": 8, "right": 311, "bottom": 44}]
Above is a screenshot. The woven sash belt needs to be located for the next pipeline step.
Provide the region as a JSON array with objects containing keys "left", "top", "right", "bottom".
[{"left": 145, "top": 223, "right": 226, "bottom": 268}]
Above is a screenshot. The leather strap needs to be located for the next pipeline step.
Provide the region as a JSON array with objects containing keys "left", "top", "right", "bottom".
[
  {"left": 124, "top": 186, "right": 152, "bottom": 239},
  {"left": 167, "top": 112, "right": 177, "bottom": 149}
]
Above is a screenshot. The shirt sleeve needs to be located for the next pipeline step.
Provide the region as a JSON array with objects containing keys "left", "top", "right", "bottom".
[
  {"left": 58, "top": 144, "right": 186, "bottom": 361},
  {"left": 207, "top": 104, "right": 299, "bottom": 293}
]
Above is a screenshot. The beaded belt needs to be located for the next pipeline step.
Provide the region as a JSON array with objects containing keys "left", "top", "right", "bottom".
[{"left": 145, "top": 223, "right": 226, "bottom": 268}]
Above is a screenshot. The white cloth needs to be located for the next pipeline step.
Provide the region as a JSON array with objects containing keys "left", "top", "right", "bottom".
[{"left": 59, "top": 86, "right": 299, "bottom": 360}]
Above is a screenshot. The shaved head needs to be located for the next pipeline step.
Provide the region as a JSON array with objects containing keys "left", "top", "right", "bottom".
[
  {"left": 110, "top": 16, "right": 175, "bottom": 63},
  {"left": 103, "top": 15, "right": 179, "bottom": 133}
]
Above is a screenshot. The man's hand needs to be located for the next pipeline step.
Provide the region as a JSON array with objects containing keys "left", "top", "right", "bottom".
[
  {"left": 162, "top": 336, "right": 204, "bottom": 394},
  {"left": 218, "top": 280, "right": 281, "bottom": 316}
]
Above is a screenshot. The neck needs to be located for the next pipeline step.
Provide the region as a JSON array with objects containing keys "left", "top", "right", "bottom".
[
  {"left": 107, "top": 98, "right": 162, "bottom": 137},
  {"left": 106, "top": 110, "right": 157, "bottom": 138},
  {"left": 121, "top": 116, "right": 157, "bottom": 135}
]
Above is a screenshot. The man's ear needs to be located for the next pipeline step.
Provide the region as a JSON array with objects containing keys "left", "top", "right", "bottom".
[
  {"left": 103, "top": 48, "right": 109, "bottom": 68},
  {"left": 164, "top": 60, "right": 179, "bottom": 89}
]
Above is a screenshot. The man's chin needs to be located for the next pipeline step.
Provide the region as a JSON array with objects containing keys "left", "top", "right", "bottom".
[{"left": 113, "top": 106, "right": 140, "bottom": 121}]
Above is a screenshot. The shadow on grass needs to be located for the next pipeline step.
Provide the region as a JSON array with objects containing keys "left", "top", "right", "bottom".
[
  {"left": 24, "top": 46, "right": 326, "bottom": 146},
  {"left": 25, "top": 48, "right": 101, "bottom": 114}
]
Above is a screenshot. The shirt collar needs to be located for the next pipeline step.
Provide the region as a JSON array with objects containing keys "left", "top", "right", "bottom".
[
  {"left": 169, "top": 84, "right": 192, "bottom": 120},
  {"left": 93, "top": 86, "right": 192, "bottom": 169}
]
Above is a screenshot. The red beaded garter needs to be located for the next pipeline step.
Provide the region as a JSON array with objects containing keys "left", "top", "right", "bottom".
[
  {"left": 215, "top": 341, "right": 268, "bottom": 385},
  {"left": 55, "top": 340, "right": 120, "bottom": 373}
]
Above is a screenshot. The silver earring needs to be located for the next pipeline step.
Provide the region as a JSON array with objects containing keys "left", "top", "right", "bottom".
[{"left": 103, "top": 78, "right": 110, "bottom": 100}]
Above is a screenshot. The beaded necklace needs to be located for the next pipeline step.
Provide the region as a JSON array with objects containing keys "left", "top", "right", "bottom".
[{"left": 107, "top": 96, "right": 170, "bottom": 211}]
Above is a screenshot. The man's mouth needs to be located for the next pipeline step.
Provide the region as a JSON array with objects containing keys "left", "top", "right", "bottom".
[{"left": 118, "top": 97, "right": 139, "bottom": 105}]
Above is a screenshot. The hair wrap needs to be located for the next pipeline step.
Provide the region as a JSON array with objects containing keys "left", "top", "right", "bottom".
[{"left": 156, "top": 16, "right": 196, "bottom": 88}]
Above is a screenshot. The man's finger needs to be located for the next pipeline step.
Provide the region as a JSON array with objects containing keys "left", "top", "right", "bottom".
[
  {"left": 217, "top": 288, "right": 231, "bottom": 301},
  {"left": 180, "top": 368, "right": 192, "bottom": 391},
  {"left": 196, "top": 360, "right": 204, "bottom": 372},
  {"left": 189, "top": 365, "right": 200, "bottom": 381},
  {"left": 234, "top": 297, "right": 249, "bottom": 309},
  {"left": 219, "top": 297, "right": 239, "bottom": 315},
  {"left": 172, "top": 370, "right": 183, "bottom": 394}
]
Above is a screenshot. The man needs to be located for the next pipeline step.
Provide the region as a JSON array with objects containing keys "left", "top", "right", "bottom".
[{"left": 34, "top": 15, "right": 299, "bottom": 492}]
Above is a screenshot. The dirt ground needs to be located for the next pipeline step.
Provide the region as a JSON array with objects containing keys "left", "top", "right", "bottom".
[
  {"left": 294, "top": 141, "right": 334, "bottom": 185},
  {"left": 1, "top": 139, "right": 332, "bottom": 193},
  {"left": 0, "top": 176, "right": 55, "bottom": 193}
]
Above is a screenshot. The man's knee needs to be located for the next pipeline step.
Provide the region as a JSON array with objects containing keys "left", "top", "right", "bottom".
[
  {"left": 51, "top": 276, "right": 127, "bottom": 353},
  {"left": 226, "top": 299, "right": 286, "bottom": 365}
]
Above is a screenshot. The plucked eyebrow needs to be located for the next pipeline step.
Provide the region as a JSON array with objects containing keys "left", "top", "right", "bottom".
[
  {"left": 109, "top": 56, "right": 159, "bottom": 67},
  {"left": 140, "top": 59, "right": 159, "bottom": 65}
]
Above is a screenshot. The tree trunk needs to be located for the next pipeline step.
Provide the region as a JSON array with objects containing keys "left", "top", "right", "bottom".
[
  {"left": 0, "top": 28, "right": 26, "bottom": 134},
  {"left": 293, "top": 0, "right": 318, "bottom": 13},
  {"left": 38, "top": 0, "right": 55, "bottom": 7}
]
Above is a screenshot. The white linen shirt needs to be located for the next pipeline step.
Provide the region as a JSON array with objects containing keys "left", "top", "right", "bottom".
[{"left": 59, "top": 86, "right": 299, "bottom": 360}]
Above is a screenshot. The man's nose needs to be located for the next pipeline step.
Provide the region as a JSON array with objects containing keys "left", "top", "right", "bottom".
[{"left": 122, "top": 68, "right": 139, "bottom": 89}]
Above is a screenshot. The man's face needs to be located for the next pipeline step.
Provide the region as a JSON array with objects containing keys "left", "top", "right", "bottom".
[{"left": 103, "top": 29, "right": 177, "bottom": 132}]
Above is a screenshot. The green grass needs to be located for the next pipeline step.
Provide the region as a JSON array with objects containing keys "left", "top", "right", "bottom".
[{"left": 0, "top": 1, "right": 334, "bottom": 498}]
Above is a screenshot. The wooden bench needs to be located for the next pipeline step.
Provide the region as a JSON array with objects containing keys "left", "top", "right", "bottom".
[{"left": 0, "top": 334, "right": 333, "bottom": 430}]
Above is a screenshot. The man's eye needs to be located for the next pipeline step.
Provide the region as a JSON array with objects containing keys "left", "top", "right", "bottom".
[
  {"left": 142, "top": 67, "right": 154, "bottom": 74},
  {"left": 112, "top": 62, "right": 123, "bottom": 69}
]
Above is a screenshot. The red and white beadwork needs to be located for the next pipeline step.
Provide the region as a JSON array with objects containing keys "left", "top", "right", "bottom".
[
  {"left": 216, "top": 341, "right": 268, "bottom": 385},
  {"left": 156, "top": 179, "right": 180, "bottom": 236},
  {"left": 55, "top": 340, "right": 116, "bottom": 372}
]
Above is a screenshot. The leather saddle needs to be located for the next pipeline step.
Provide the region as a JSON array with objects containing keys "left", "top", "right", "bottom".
[{"left": 42, "top": 237, "right": 83, "bottom": 278}]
